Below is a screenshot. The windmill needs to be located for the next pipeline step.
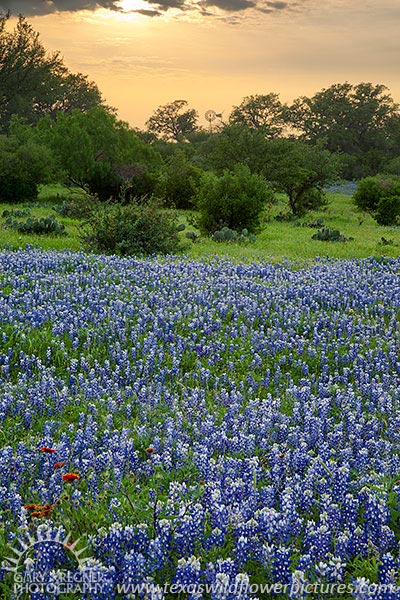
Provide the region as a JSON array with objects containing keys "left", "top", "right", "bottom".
[{"left": 205, "top": 110, "right": 222, "bottom": 132}]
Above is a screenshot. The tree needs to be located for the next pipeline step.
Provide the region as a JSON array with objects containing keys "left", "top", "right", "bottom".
[
  {"left": 0, "top": 129, "right": 56, "bottom": 203},
  {"left": 229, "top": 93, "right": 286, "bottom": 138},
  {"left": 0, "top": 13, "right": 103, "bottom": 131},
  {"left": 34, "top": 107, "right": 161, "bottom": 199},
  {"left": 353, "top": 175, "right": 400, "bottom": 225},
  {"left": 146, "top": 100, "right": 198, "bottom": 142},
  {"left": 196, "top": 164, "right": 273, "bottom": 233},
  {"left": 196, "top": 124, "right": 269, "bottom": 174},
  {"left": 288, "top": 82, "right": 400, "bottom": 175},
  {"left": 263, "top": 139, "right": 338, "bottom": 215},
  {"left": 154, "top": 149, "right": 203, "bottom": 209}
]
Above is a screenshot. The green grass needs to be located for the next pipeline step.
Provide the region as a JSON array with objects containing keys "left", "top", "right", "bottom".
[
  {"left": 1, "top": 186, "right": 399, "bottom": 260},
  {"left": 183, "top": 193, "right": 400, "bottom": 261}
]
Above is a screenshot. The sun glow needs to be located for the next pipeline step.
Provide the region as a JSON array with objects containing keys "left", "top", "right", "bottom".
[{"left": 117, "top": 0, "right": 157, "bottom": 13}]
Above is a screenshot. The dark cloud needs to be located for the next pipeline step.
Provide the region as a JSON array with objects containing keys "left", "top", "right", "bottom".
[
  {"left": 145, "top": 0, "right": 188, "bottom": 9},
  {"left": 134, "top": 7, "right": 162, "bottom": 15},
  {"left": 266, "top": 0, "right": 288, "bottom": 8},
  {"left": 0, "top": 0, "right": 122, "bottom": 15},
  {"left": 0, "top": 0, "right": 294, "bottom": 17},
  {"left": 205, "top": 0, "right": 255, "bottom": 11},
  {"left": 257, "top": 0, "right": 291, "bottom": 13}
]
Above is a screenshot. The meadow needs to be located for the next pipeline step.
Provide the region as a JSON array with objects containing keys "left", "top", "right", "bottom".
[
  {"left": 0, "top": 244, "right": 400, "bottom": 598},
  {"left": 0, "top": 185, "right": 400, "bottom": 261}
]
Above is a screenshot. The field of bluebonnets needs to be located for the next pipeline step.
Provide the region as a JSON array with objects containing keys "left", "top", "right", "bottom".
[{"left": 1, "top": 248, "right": 400, "bottom": 599}]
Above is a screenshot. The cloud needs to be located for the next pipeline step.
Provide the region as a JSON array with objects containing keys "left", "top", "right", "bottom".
[
  {"left": 0, "top": 0, "right": 295, "bottom": 17},
  {"left": 134, "top": 6, "right": 161, "bottom": 14},
  {"left": 204, "top": 0, "right": 255, "bottom": 11},
  {"left": 0, "top": 0, "right": 122, "bottom": 15},
  {"left": 266, "top": 0, "right": 288, "bottom": 8}
]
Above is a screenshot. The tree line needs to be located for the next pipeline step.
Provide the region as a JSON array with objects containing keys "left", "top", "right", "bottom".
[{"left": 1, "top": 12, "right": 400, "bottom": 237}]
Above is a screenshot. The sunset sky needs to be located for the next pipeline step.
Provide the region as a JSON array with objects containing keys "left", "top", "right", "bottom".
[{"left": 2, "top": 0, "right": 400, "bottom": 128}]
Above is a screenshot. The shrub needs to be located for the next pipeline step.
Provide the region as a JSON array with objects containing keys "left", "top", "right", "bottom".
[
  {"left": 0, "top": 137, "right": 55, "bottom": 203},
  {"left": 80, "top": 199, "right": 182, "bottom": 256},
  {"left": 154, "top": 150, "right": 202, "bottom": 209},
  {"left": 196, "top": 164, "right": 273, "bottom": 234},
  {"left": 353, "top": 177, "right": 384, "bottom": 212},
  {"left": 212, "top": 227, "right": 256, "bottom": 244},
  {"left": 4, "top": 215, "right": 66, "bottom": 235},
  {"left": 312, "top": 228, "right": 352, "bottom": 242},
  {"left": 353, "top": 175, "right": 400, "bottom": 225},
  {"left": 87, "top": 161, "right": 123, "bottom": 201},
  {"left": 53, "top": 194, "right": 98, "bottom": 219},
  {"left": 2, "top": 208, "right": 30, "bottom": 218},
  {"left": 375, "top": 195, "right": 400, "bottom": 226},
  {"left": 294, "top": 218, "right": 325, "bottom": 229},
  {"left": 299, "top": 188, "right": 329, "bottom": 212},
  {"left": 119, "top": 164, "right": 158, "bottom": 201},
  {"left": 383, "top": 156, "right": 400, "bottom": 176}
]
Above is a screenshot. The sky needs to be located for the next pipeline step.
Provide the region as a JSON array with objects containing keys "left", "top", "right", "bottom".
[{"left": 2, "top": 0, "right": 400, "bottom": 128}]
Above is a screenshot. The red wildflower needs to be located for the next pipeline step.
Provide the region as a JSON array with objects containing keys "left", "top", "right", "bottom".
[
  {"left": 24, "top": 504, "right": 39, "bottom": 511},
  {"left": 54, "top": 461, "right": 66, "bottom": 469},
  {"left": 39, "top": 446, "right": 56, "bottom": 454},
  {"left": 62, "top": 473, "right": 79, "bottom": 482},
  {"left": 30, "top": 511, "right": 43, "bottom": 517},
  {"left": 145, "top": 447, "right": 154, "bottom": 454}
]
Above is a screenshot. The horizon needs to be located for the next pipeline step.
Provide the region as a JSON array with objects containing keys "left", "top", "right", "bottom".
[{"left": 2, "top": 0, "right": 400, "bottom": 129}]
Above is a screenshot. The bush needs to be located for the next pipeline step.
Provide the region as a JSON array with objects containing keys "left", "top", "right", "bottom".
[
  {"left": 212, "top": 227, "right": 256, "bottom": 244},
  {"left": 2, "top": 208, "right": 30, "bottom": 218},
  {"left": 53, "top": 194, "right": 98, "bottom": 219},
  {"left": 312, "top": 228, "right": 352, "bottom": 242},
  {"left": 4, "top": 215, "right": 66, "bottom": 235},
  {"left": 0, "top": 136, "right": 55, "bottom": 203},
  {"left": 353, "top": 177, "right": 384, "bottom": 212},
  {"left": 375, "top": 195, "right": 400, "bottom": 226},
  {"left": 300, "top": 188, "right": 329, "bottom": 212},
  {"left": 87, "top": 161, "right": 123, "bottom": 201},
  {"left": 196, "top": 164, "right": 273, "bottom": 234},
  {"left": 154, "top": 150, "right": 202, "bottom": 209},
  {"left": 353, "top": 175, "right": 400, "bottom": 225},
  {"left": 119, "top": 164, "right": 158, "bottom": 201},
  {"left": 80, "top": 199, "right": 182, "bottom": 256},
  {"left": 384, "top": 157, "right": 400, "bottom": 177}
]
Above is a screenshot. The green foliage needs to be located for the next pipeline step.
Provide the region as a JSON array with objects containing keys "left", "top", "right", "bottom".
[
  {"left": 289, "top": 82, "right": 399, "bottom": 161},
  {"left": 0, "top": 132, "right": 55, "bottom": 203},
  {"left": 185, "top": 230, "right": 199, "bottom": 242},
  {"left": 146, "top": 100, "right": 198, "bottom": 142},
  {"left": 312, "top": 228, "right": 352, "bottom": 242},
  {"left": 375, "top": 194, "right": 400, "bottom": 225},
  {"left": 80, "top": 199, "right": 182, "bottom": 256},
  {"left": 196, "top": 164, "right": 273, "bottom": 233},
  {"left": 229, "top": 93, "right": 287, "bottom": 138},
  {"left": 294, "top": 217, "right": 325, "bottom": 228},
  {"left": 120, "top": 164, "right": 158, "bottom": 200},
  {"left": 196, "top": 125, "right": 269, "bottom": 174},
  {"left": 353, "top": 177, "right": 383, "bottom": 212},
  {"left": 4, "top": 214, "right": 66, "bottom": 235},
  {"left": 34, "top": 108, "right": 161, "bottom": 200},
  {"left": 354, "top": 175, "right": 400, "bottom": 225},
  {"left": 212, "top": 227, "right": 256, "bottom": 244},
  {"left": 379, "top": 236, "right": 398, "bottom": 247},
  {"left": 2, "top": 208, "right": 30, "bottom": 218},
  {"left": 0, "top": 14, "right": 103, "bottom": 131},
  {"left": 53, "top": 194, "right": 98, "bottom": 219},
  {"left": 154, "top": 150, "right": 203, "bottom": 209},
  {"left": 263, "top": 139, "right": 337, "bottom": 215},
  {"left": 384, "top": 156, "right": 400, "bottom": 176}
]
